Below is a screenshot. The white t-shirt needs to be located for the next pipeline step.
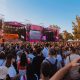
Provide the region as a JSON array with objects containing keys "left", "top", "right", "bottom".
[
  {"left": 0, "top": 66, "right": 8, "bottom": 79},
  {"left": 63, "top": 51, "right": 70, "bottom": 56},
  {"left": 57, "top": 54, "right": 62, "bottom": 62},
  {"left": 65, "top": 54, "right": 80, "bottom": 79},
  {"left": 42, "top": 47, "right": 49, "bottom": 58},
  {"left": 66, "top": 54, "right": 80, "bottom": 64},
  {"left": 16, "top": 55, "right": 20, "bottom": 62},
  {"left": 8, "top": 65, "right": 16, "bottom": 78}
]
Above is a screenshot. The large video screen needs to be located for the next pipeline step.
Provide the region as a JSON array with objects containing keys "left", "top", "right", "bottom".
[{"left": 30, "top": 30, "right": 42, "bottom": 40}]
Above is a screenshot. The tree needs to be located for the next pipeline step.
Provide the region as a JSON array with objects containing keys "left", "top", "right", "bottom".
[
  {"left": 68, "top": 33, "right": 74, "bottom": 40},
  {"left": 63, "top": 30, "right": 69, "bottom": 41},
  {"left": 62, "top": 30, "right": 73, "bottom": 41},
  {"left": 58, "top": 33, "right": 64, "bottom": 41},
  {"left": 72, "top": 16, "right": 80, "bottom": 40}
]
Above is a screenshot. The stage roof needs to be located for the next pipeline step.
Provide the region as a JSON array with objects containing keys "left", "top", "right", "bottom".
[{"left": 4, "top": 21, "right": 25, "bottom": 27}]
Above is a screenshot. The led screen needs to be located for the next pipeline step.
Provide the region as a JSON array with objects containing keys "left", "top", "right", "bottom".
[{"left": 30, "top": 30, "right": 42, "bottom": 40}]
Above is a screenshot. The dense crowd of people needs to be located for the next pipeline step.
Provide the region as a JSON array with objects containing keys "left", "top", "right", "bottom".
[{"left": 0, "top": 41, "right": 80, "bottom": 80}]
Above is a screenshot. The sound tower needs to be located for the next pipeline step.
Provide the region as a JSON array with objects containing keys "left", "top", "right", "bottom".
[{"left": 46, "top": 32, "right": 54, "bottom": 41}]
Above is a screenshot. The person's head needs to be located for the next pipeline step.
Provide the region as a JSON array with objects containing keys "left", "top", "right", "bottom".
[
  {"left": 45, "top": 43, "right": 49, "bottom": 47},
  {"left": 54, "top": 47, "right": 59, "bottom": 51},
  {"left": 1, "top": 43, "right": 4, "bottom": 47},
  {"left": 49, "top": 48, "right": 57, "bottom": 57},
  {"left": 20, "top": 52, "right": 27, "bottom": 67},
  {"left": 29, "top": 48, "right": 33, "bottom": 53},
  {"left": 41, "top": 62, "right": 51, "bottom": 80},
  {"left": 36, "top": 47, "right": 42, "bottom": 56},
  {"left": 71, "top": 47, "right": 76, "bottom": 54},
  {"left": 0, "top": 51, "right": 5, "bottom": 59},
  {"left": 5, "top": 54, "right": 13, "bottom": 68},
  {"left": 65, "top": 47, "right": 69, "bottom": 51}
]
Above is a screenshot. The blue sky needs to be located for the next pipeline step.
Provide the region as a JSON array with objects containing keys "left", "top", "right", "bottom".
[{"left": 0, "top": 0, "right": 80, "bottom": 33}]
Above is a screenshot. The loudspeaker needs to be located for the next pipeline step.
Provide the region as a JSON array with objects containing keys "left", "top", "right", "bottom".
[{"left": 45, "top": 32, "right": 54, "bottom": 41}]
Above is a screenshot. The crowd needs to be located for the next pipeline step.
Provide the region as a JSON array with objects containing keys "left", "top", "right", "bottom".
[{"left": 0, "top": 41, "right": 80, "bottom": 80}]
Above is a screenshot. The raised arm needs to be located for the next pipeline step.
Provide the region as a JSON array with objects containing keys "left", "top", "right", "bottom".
[{"left": 50, "top": 58, "right": 80, "bottom": 80}]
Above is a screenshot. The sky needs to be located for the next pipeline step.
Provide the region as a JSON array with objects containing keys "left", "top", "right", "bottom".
[{"left": 0, "top": 0, "right": 80, "bottom": 33}]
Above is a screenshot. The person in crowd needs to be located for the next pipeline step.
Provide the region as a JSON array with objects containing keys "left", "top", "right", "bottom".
[
  {"left": 65, "top": 47, "right": 80, "bottom": 80},
  {"left": 15, "top": 44, "right": 20, "bottom": 52},
  {"left": 4, "top": 44, "right": 11, "bottom": 57},
  {"left": 55, "top": 47, "right": 62, "bottom": 63},
  {"left": 10, "top": 45, "right": 16, "bottom": 59},
  {"left": 17, "top": 52, "right": 28, "bottom": 80},
  {"left": 32, "top": 47, "right": 45, "bottom": 80},
  {"left": 16, "top": 50, "right": 23, "bottom": 62},
  {"left": 42, "top": 43, "right": 49, "bottom": 58},
  {"left": 0, "top": 43, "right": 4, "bottom": 51},
  {"left": 28, "top": 48, "right": 35, "bottom": 62},
  {"left": 0, "top": 51, "right": 5, "bottom": 66},
  {"left": 5, "top": 54, "right": 18, "bottom": 80},
  {"left": 0, "top": 41, "right": 79, "bottom": 80},
  {"left": 0, "top": 66, "right": 8, "bottom": 80},
  {"left": 41, "top": 48, "right": 62, "bottom": 80},
  {"left": 62, "top": 47, "right": 70, "bottom": 58},
  {"left": 50, "top": 57, "right": 80, "bottom": 80}
]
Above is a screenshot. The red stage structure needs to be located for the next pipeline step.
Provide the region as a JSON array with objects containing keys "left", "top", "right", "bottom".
[
  {"left": 0, "top": 20, "right": 60, "bottom": 42},
  {"left": 2, "top": 21, "right": 26, "bottom": 41},
  {"left": 26, "top": 24, "right": 43, "bottom": 42},
  {"left": 26, "top": 24, "right": 60, "bottom": 42}
]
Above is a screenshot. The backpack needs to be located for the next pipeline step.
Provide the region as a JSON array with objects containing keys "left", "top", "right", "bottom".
[{"left": 41, "top": 59, "right": 57, "bottom": 78}]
